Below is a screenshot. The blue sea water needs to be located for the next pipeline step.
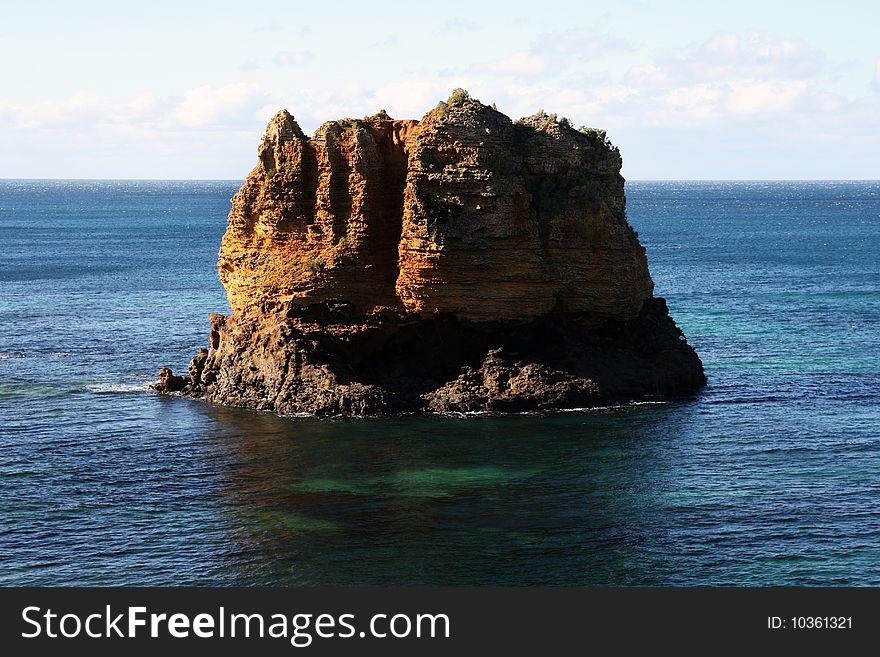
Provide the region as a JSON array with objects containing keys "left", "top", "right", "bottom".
[{"left": 0, "top": 179, "right": 878, "bottom": 586}]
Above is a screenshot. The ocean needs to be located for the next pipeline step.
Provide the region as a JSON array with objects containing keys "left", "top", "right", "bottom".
[{"left": 1, "top": 180, "right": 878, "bottom": 586}]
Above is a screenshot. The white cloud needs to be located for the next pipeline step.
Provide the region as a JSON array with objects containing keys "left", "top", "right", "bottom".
[
  {"left": 494, "top": 52, "right": 549, "bottom": 76},
  {"left": 725, "top": 80, "right": 807, "bottom": 114},
  {"left": 173, "top": 83, "right": 264, "bottom": 127},
  {"left": 532, "top": 29, "right": 633, "bottom": 59},
  {"left": 626, "top": 62, "right": 669, "bottom": 88},
  {"left": 255, "top": 103, "right": 286, "bottom": 123},
  {"left": 365, "top": 81, "right": 452, "bottom": 118},
  {"left": 58, "top": 91, "right": 103, "bottom": 113},
  {"left": 468, "top": 27, "right": 630, "bottom": 83},
  {"left": 0, "top": 27, "right": 876, "bottom": 179},
  {"left": 273, "top": 50, "right": 310, "bottom": 67},
  {"left": 703, "top": 33, "right": 739, "bottom": 57},
  {"left": 0, "top": 91, "right": 105, "bottom": 129},
  {"left": 243, "top": 50, "right": 313, "bottom": 71},
  {"left": 441, "top": 18, "right": 479, "bottom": 33},
  {"left": 0, "top": 83, "right": 289, "bottom": 143},
  {"left": 128, "top": 92, "right": 159, "bottom": 114},
  {"left": 664, "top": 84, "right": 723, "bottom": 117},
  {"left": 594, "top": 85, "right": 638, "bottom": 104},
  {"left": 571, "top": 32, "right": 830, "bottom": 128},
  {"left": 818, "top": 95, "right": 843, "bottom": 113},
  {"left": 626, "top": 32, "right": 823, "bottom": 89},
  {"left": 702, "top": 33, "right": 823, "bottom": 79}
]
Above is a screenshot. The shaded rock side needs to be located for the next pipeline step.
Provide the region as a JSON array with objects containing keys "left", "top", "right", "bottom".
[
  {"left": 158, "top": 298, "right": 705, "bottom": 415},
  {"left": 155, "top": 92, "right": 706, "bottom": 415}
]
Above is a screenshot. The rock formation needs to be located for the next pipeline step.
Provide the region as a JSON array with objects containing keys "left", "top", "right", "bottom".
[{"left": 154, "top": 90, "right": 706, "bottom": 414}]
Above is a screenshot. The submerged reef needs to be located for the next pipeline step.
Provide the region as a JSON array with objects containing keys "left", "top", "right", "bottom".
[{"left": 154, "top": 90, "right": 705, "bottom": 414}]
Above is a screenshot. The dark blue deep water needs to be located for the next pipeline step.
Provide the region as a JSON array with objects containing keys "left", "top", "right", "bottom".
[{"left": 1, "top": 180, "right": 878, "bottom": 585}]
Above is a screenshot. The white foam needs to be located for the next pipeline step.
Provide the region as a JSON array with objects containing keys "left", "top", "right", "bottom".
[
  {"left": 559, "top": 401, "right": 670, "bottom": 412},
  {"left": 86, "top": 382, "right": 151, "bottom": 394}
]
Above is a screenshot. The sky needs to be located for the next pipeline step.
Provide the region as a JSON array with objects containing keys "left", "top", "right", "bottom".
[{"left": 1, "top": 0, "right": 878, "bottom": 179}]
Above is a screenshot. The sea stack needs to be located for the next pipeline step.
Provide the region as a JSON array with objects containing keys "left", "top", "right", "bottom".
[{"left": 155, "top": 90, "right": 706, "bottom": 414}]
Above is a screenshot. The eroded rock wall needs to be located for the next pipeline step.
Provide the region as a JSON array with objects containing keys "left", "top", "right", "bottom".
[
  {"left": 219, "top": 96, "right": 652, "bottom": 322},
  {"left": 155, "top": 92, "right": 705, "bottom": 415},
  {"left": 219, "top": 110, "right": 418, "bottom": 315},
  {"left": 397, "top": 99, "right": 652, "bottom": 321}
]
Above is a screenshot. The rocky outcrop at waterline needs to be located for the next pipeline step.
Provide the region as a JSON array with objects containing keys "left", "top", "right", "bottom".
[{"left": 154, "top": 90, "right": 706, "bottom": 415}]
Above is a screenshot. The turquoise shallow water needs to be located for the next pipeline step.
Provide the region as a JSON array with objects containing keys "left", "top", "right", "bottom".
[{"left": 0, "top": 180, "right": 878, "bottom": 585}]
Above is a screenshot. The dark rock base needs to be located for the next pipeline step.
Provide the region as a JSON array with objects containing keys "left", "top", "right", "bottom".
[{"left": 154, "top": 297, "right": 706, "bottom": 415}]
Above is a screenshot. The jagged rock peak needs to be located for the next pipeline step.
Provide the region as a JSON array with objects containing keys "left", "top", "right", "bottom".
[
  {"left": 366, "top": 109, "right": 394, "bottom": 122},
  {"left": 263, "top": 109, "right": 305, "bottom": 142}
]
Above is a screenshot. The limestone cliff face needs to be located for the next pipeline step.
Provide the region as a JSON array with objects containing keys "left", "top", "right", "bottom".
[
  {"left": 220, "top": 96, "right": 651, "bottom": 322},
  {"left": 397, "top": 99, "right": 652, "bottom": 321},
  {"left": 220, "top": 109, "right": 417, "bottom": 315},
  {"left": 156, "top": 91, "right": 705, "bottom": 415}
]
